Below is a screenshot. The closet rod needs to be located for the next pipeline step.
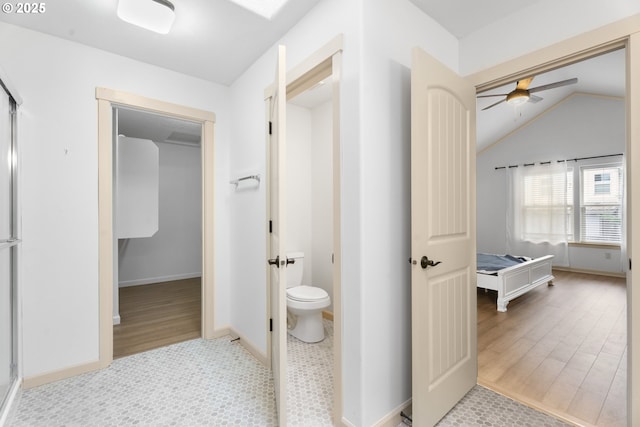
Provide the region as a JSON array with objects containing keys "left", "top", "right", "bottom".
[{"left": 494, "top": 153, "right": 623, "bottom": 170}]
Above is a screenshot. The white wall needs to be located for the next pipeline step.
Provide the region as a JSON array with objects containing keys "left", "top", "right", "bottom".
[
  {"left": 286, "top": 104, "right": 313, "bottom": 286},
  {"left": 358, "top": 1, "right": 459, "bottom": 424},
  {"left": 0, "top": 21, "right": 231, "bottom": 378},
  {"left": 460, "top": 0, "right": 640, "bottom": 76},
  {"left": 118, "top": 142, "right": 202, "bottom": 286},
  {"left": 285, "top": 102, "right": 334, "bottom": 307},
  {"left": 477, "top": 94, "right": 625, "bottom": 273},
  {"left": 311, "top": 101, "right": 334, "bottom": 309}
]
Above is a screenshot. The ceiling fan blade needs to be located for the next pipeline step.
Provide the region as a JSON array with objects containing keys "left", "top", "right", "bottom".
[
  {"left": 528, "top": 77, "right": 578, "bottom": 94},
  {"left": 477, "top": 94, "right": 508, "bottom": 98},
  {"left": 516, "top": 77, "right": 534, "bottom": 90},
  {"left": 529, "top": 95, "right": 543, "bottom": 103},
  {"left": 481, "top": 98, "right": 506, "bottom": 111}
]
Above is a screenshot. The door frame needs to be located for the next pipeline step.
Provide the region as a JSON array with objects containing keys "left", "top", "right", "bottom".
[
  {"left": 96, "top": 88, "right": 216, "bottom": 368},
  {"left": 264, "top": 34, "right": 344, "bottom": 425},
  {"left": 466, "top": 14, "right": 640, "bottom": 426}
]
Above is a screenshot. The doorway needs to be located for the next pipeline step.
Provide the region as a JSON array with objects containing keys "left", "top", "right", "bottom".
[
  {"left": 286, "top": 75, "right": 335, "bottom": 423},
  {"left": 410, "top": 20, "right": 640, "bottom": 426},
  {"left": 464, "top": 23, "right": 640, "bottom": 427},
  {"left": 112, "top": 107, "right": 203, "bottom": 358},
  {"left": 96, "top": 88, "right": 216, "bottom": 368},
  {"left": 475, "top": 48, "right": 627, "bottom": 427},
  {"left": 265, "top": 35, "right": 343, "bottom": 426}
]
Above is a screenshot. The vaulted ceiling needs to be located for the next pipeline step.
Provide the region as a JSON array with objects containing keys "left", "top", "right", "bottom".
[{"left": 0, "top": 1, "right": 625, "bottom": 149}]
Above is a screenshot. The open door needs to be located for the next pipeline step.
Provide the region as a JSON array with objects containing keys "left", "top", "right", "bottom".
[
  {"left": 267, "top": 45, "right": 288, "bottom": 426},
  {"left": 410, "top": 47, "right": 477, "bottom": 426}
]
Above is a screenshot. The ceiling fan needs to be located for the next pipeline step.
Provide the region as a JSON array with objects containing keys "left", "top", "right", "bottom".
[{"left": 477, "top": 76, "right": 578, "bottom": 111}]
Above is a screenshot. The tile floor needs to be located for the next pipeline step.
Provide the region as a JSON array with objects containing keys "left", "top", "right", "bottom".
[
  {"left": 9, "top": 338, "right": 277, "bottom": 426},
  {"left": 8, "top": 321, "right": 570, "bottom": 426},
  {"left": 287, "top": 319, "right": 334, "bottom": 426},
  {"left": 435, "top": 386, "right": 570, "bottom": 427}
]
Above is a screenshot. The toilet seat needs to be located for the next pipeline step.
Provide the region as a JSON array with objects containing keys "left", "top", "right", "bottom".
[{"left": 286, "top": 285, "right": 328, "bottom": 302}]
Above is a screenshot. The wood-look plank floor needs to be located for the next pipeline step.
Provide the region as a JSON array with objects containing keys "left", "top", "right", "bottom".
[
  {"left": 113, "top": 278, "right": 201, "bottom": 359},
  {"left": 478, "top": 270, "right": 627, "bottom": 427}
]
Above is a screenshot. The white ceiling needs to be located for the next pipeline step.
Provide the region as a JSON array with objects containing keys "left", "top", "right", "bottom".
[
  {"left": 0, "top": 1, "right": 626, "bottom": 150},
  {"left": 0, "top": 0, "right": 321, "bottom": 85},
  {"left": 408, "top": 0, "right": 545, "bottom": 39}
]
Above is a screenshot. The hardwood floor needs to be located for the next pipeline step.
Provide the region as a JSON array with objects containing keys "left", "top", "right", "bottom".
[
  {"left": 113, "top": 278, "right": 202, "bottom": 359},
  {"left": 478, "top": 270, "right": 627, "bottom": 427}
]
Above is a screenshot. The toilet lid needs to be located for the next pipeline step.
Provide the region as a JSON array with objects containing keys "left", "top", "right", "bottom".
[{"left": 287, "top": 286, "right": 328, "bottom": 302}]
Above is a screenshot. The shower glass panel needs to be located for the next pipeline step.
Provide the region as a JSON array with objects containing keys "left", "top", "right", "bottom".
[
  {"left": 0, "top": 86, "right": 10, "bottom": 238},
  {"left": 0, "top": 248, "right": 11, "bottom": 404},
  {"left": 0, "top": 83, "right": 16, "bottom": 412}
]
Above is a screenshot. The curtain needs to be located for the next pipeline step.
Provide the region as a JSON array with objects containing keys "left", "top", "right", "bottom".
[{"left": 506, "top": 162, "right": 569, "bottom": 266}]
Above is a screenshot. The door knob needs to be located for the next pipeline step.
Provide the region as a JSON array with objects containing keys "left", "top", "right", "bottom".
[
  {"left": 268, "top": 255, "right": 280, "bottom": 268},
  {"left": 420, "top": 256, "right": 442, "bottom": 269}
]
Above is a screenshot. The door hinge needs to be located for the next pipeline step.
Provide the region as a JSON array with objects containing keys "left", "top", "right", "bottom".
[
  {"left": 630, "top": 258, "right": 632, "bottom": 271},
  {"left": 269, "top": 121, "right": 272, "bottom": 135},
  {"left": 269, "top": 220, "right": 272, "bottom": 233},
  {"left": 270, "top": 318, "right": 273, "bottom": 332}
]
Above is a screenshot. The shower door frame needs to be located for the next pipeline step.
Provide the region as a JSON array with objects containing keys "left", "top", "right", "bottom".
[{"left": 0, "top": 73, "right": 21, "bottom": 421}]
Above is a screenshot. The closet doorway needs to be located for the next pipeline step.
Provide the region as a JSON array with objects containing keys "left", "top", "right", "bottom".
[
  {"left": 96, "top": 88, "right": 216, "bottom": 368},
  {"left": 112, "top": 107, "right": 203, "bottom": 358}
]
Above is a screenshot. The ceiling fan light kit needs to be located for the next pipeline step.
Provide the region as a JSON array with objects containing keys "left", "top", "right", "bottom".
[
  {"left": 478, "top": 76, "right": 578, "bottom": 111},
  {"left": 117, "top": 0, "right": 175, "bottom": 34},
  {"left": 506, "top": 89, "right": 530, "bottom": 106}
]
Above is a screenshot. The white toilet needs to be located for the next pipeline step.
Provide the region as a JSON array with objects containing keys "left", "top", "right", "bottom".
[{"left": 286, "top": 251, "right": 331, "bottom": 343}]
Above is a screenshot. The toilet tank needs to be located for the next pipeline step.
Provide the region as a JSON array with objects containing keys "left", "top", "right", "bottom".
[{"left": 286, "top": 252, "right": 304, "bottom": 288}]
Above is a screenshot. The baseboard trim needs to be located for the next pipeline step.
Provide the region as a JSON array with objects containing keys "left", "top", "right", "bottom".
[
  {"left": 208, "top": 326, "right": 231, "bottom": 339},
  {"left": 0, "top": 378, "right": 22, "bottom": 426},
  {"left": 372, "top": 398, "right": 412, "bottom": 427},
  {"left": 553, "top": 266, "right": 626, "bottom": 279},
  {"left": 322, "top": 310, "right": 334, "bottom": 321},
  {"left": 340, "top": 416, "right": 357, "bottom": 427},
  {"left": 228, "top": 328, "right": 268, "bottom": 367},
  {"left": 22, "top": 360, "right": 102, "bottom": 389},
  {"left": 118, "top": 272, "right": 202, "bottom": 288}
]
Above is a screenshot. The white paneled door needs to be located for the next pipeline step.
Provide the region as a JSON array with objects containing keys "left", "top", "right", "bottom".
[
  {"left": 410, "top": 47, "right": 477, "bottom": 426},
  {"left": 268, "top": 45, "right": 288, "bottom": 427}
]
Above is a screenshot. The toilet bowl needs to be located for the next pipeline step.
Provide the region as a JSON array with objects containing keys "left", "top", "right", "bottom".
[{"left": 286, "top": 252, "right": 331, "bottom": 343}]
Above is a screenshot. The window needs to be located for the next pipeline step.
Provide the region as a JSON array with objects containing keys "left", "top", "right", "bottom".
[
  {"left": 521, "top": 168, "right": 573, "bottom": 243},
  {"left": 593, "top": 172, "right": 611, "bottom": 194},
  {"left": 515, "top": 161, "right": 623, "bottom": 245},
  {"left": 580, "top": 165, "right": 623, "bottom": 243}
]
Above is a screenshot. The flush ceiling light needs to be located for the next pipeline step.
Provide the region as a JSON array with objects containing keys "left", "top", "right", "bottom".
[
  {"left": 228, "top": 0, "right": 290, "bottom": 20},
  {"left": 117, "top": 0, "right": 175, "bottom": 34}
]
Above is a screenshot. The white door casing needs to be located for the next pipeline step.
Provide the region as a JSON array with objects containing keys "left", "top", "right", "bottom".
[
  {"left": 268, "top": 44, "right": 288, "bottom": 426},
  {"left": 411, "top": 47, "right": 478, "bottom": 426}
]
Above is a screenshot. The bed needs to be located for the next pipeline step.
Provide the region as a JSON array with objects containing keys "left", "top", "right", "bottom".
[{"left": 476, "top": 253, "right": 555, "bottom": 312}]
